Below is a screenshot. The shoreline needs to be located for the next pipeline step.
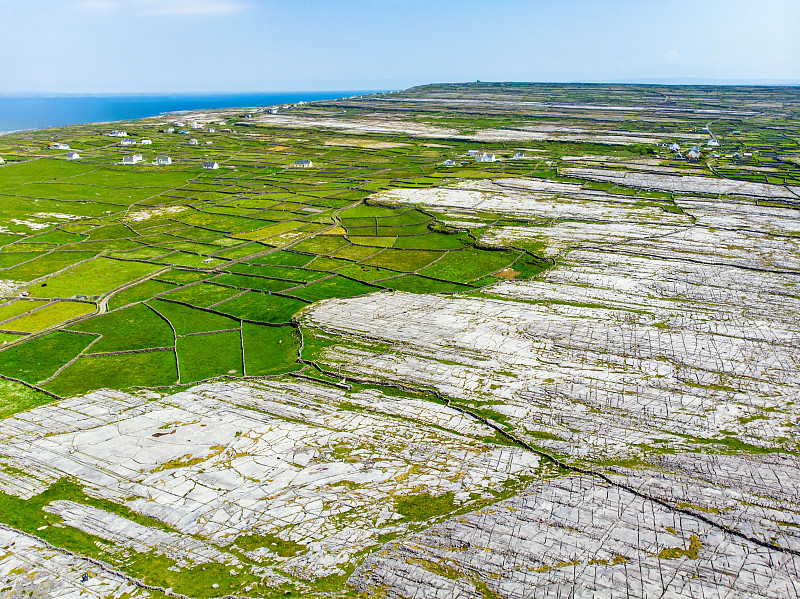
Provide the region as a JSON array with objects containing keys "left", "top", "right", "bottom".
[{"left": 0, "top": 90, "right": 386, "bottom": 136}]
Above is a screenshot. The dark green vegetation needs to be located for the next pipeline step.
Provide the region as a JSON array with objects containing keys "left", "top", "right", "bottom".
[
  {"left": 0, "top": 104, "right": 555, "bottom": 401},
  {"left": 3, "top": 81, "right": 798, "bottom": 405}
]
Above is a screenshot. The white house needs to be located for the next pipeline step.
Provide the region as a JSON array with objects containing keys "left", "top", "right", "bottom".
[
  {"left": 205, "top": 141, "right": 213, "bottom": 145},
  {"left": 122, "top": 154, "right": 143, "bottom": 165},
  {"left": 155, "top": 156, "right": 172, "bottom": 166},
  {"left": 179, "top": 130, "right": 190, "bottom": 135},
  {"left": 294, "top": 159, "right": 313, "bottom": 167},
  {"left": 165, "top": 127, "right": 175, "bottom": 133},
  {"left": 208, "top": 128, "right": 216, "bottom": 133},
  {"left": 442, "top": 159, "right": 456, "bottom": 166},
  {"left": 66, "top": 152, "right": 80, "bottom": 160},
  {"left": 476, "top": 153, "right": 496, "bottom": 163},
  {"left": 222, "top": 128, "right": 233, "bottom": 133},
  {"left": 120, "top": 139, "right": 135, "bottom": 146},
  {"left": 268, "top": 108, "right": 279, "bottom": 114},
  {"left": 203, "top": 161, "right": 220, "bottom": 169},
  {"left": 467, "top": 149, "right": 482, "bottom": 156},
  {"left": 189, "top": 138, "right": 199, "bottom": 146},
  {"left": 668, "top": 142, "right": 680, "bottom": 151},
  {"left": 707, "top": 139, "right": 719, "bottom": 147},
  {"left": 513, "top": 152, "right": 526, "bottom": 159},
  {"left": 0, "top": 157, "right": 5, "bottom": 164},
  {"left": 141, "top": 139, "right": 152, "bottom": 145},
  {"left": 109, "top": 130, "right": 128, "bottom": 137},
  {"left": 686, "top": 147, "right": 701, "bottom": 160},
  {"left": 49, "top": 143, "right": 70, "bottom": 150},
  {"left": 190, "top": 122, "right": 203, "bottom": 129}
]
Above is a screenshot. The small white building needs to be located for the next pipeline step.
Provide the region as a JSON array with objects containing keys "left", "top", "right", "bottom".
[
  {"left": 66, "top": 152, "right": 81, "bottom": 160},
  {"left": 208, "top": 128, "right": 216, "bottom": 133},
  {"left": 513, "top": 152, "right": 526, "bottom": 159},
  {"left": 174, "top": 121, "right": 186, "bottom": 127},
  {"left": 179, "top": 130, "right": 190, "bottom": 135},
  {"left": 467, "top": 149, "right": 482, "bottom": 156},
  {"left": 165, "top": 127, "right": 175, "bottom": 133},
  {"left": 203, "top": 161, "right": 220, "bottom": 170},
  {"left": 189, "top": 138, "right": 199, "bottom": 146},
  {"left": 668, "top": 142, "right": 680, "bottom": 151},
  {"left": 476, "top": 153, "right": 496, "bottom": 163},
  {"left": 155, "top": 156, "right": 172, "bottom": 166},
  {"left": 109, "top": 130, "right": 128, "bottom": 137},
  {"left": 190, "top": 122, "right": 203, "bottom": 129},
  {"left": 205, "top": 141, "right": 213, "bottom": 145},
  {"left": 122, "top": 154, "right": 143, "bottom": 165},
  {"left": 222, "top": 128, "right": 233, "bottom": 133},
  {"left": 0, "top": 157, "right": 5, "bottom": 164},
  {"left": 141, "top": 139, "right": 152, "bottom": 145},
  {"left": 49, "top": 143, "right": 70, "bottom": 150},
  {"left": 686, "top": 147, "right": 701, "bottom": 160},
  {"left": 442, "top": 159, "right": 456, "bottom": 166},
  {"left": 120, "top": 139, "right": 135, "bottom": 146},
  {"left": 294, "top": 159, "right": 313, "bottom": 167},
  {"left": 707, "top": 139, "right": 719, "bottom": 147},
  {"left": 268, "top": 108, "right": 279, "bottom": 114}
]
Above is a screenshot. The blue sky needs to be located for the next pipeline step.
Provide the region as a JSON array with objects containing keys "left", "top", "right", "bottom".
[{"left": 1, "top": 0, "right": 798, "bottom": 93}]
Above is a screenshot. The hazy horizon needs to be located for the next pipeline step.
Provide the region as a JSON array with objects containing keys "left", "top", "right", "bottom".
[{"left": 1, "top": 0, "right": 798, "bottom": 95}]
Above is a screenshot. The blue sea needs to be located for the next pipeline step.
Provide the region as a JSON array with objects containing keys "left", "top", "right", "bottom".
[{"left": 0, "top": 91, "right": 383, "bottom": 134}]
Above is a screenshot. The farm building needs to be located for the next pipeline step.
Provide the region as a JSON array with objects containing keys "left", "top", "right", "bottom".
[
  {"left": 122, "top": 155, "right": 143, "bottom": 165},
  {"left": 208, "top": 128, "right": 216, "bottom": 133},
  {"left": 141, "top": 139, "right": 152, "bottom": 145},
  {"left": 294, "top": 159, "right": 313, "bottom": 167},
  {"left": 707, "top": 140, "right": 719, "bottom": 147},
  {"left": 0, "top": 157, "right": 4, "bottom": 164},
  {"left": 109, "top": 130, "right": 127, "bottom": 137},
  {"left": 203, "top": 161, "right": 220, "bottom": 169},
  {"left": 155, "top": 156, "right": 172, "bottom": 166},
  {"left": 165, "top": 127, "right": 175, "bottom": 133},
  {"left": 513, "top": 152, "right": 526, "bottom": 159},
  {"left": 668, "top": 142, "right": 680, "bottom": 151},
  {"left": 120, "top": 139, "right": 135, "bottom": 146},
  {"left": 189, "top": 139, "right": 199, "bottom": 146},
  {"left": 66, "top": 152, "right": 81, "bottom": 160},
  {"left": 442, "top": 159, "right": 456, "bottom": 166},
  {"left": 48, "top": 143, "right": 70, "bottom": 150},
  {"left": 476, "top": 153, "right": 496, "bottom": 163},
  {"left": 268, "top": 108, "right": 279, "bottom": 114}
]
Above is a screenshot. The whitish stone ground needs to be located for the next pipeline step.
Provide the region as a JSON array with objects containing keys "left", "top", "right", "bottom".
[
  {"left": 298, "top": 178, "right": 800, "bottom": 594},
  {"left": 350, "top": 475, "right": 800, "bottom": 598},
  {"left": 0, "top": 527, "right": 148, "bottom": 598},
  {"left": 0, "top": 380, "right": 539, "bottom": 581}
]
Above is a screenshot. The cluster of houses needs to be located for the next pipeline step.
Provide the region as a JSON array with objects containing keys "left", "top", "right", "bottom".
[{"left": 467, "top": 149, "right": 497, "bottom": 162}]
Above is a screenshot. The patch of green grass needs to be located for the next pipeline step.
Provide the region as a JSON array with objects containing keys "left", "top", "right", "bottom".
[
  {"left": 363, "top": 249, "right": 441, "bottom": 271},
  {"left": 250, "top": 250, "right": 314, "bottom": 267},
  {"left": 3, "top": 301, "right": 95, "bottom": 333},
  {"left": 215, "top": 292, "right": 307, "bottom": 323},
  {"left": 380, "top": 275, "right": 474, "bottom": 294},
  {"left": 420, "top": 248, "right": 519, "bottom": 283},
  {"left": 155, "top": 268, "right": 213, "bottom": 285},
  {"left": 108, "top": 279, "right": 176, "bottom": 310},
  {"left": 149, "top": 299, "right": 239, "bottom": 335},
  {"left": 395, "top": 491, "right": 457, "bottom": 522},
  {"left": 67, "top": 303, "right": 174, "bottom": 352},
  {"left": 161, "top": 283, "right": 242, "bottom": 308},
  {"left": 0, "top": 251, "right": 96, "bottom": 281},
  {"left": 657, "top": 535, "right": 702, "bottom": 560},
  {"left": 214, "top": 273, "right": 298, "bottom": 293},
  {"left": 177, "top": 330, "right": 243, "bottom": 383},
  {"left": 0, "top": 299, "right": 50, "bottom": 323},
  {"left": 27, "top": 257, "right": 161, "bottom": 298},
  {"left": 292, "top": 276, "right": 380, "bottom": 302},
  {"left": 290, "top": 234, "right": 350, "bottom": 255},
  {"left": 45, "top": 350, "right": 178, "bottom": 396},
  {"left": 234, "top": 531, "right": 307, "bottom": 557},
  {"left": 0, "top": 379, "right": 58, "bottom": 418},
  {"left": 0, "top": 330, "right": 95, "bottom": 384},
  {"left": 242, "top": 324, "right": 301, "bottom": 376}
]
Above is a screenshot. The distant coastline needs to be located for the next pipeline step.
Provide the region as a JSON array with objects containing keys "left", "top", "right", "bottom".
[{"left": 0, "top": 91, "right": 384, "bottom": 134}]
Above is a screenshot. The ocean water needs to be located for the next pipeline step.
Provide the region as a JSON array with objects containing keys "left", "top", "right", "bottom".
[{"left": 0, "top": 91, "right": 382, "bottom": 134}]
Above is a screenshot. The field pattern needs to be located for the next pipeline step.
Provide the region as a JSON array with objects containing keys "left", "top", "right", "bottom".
[{"left": 0, "top": 83, "right": 799, "bottom": 598}]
